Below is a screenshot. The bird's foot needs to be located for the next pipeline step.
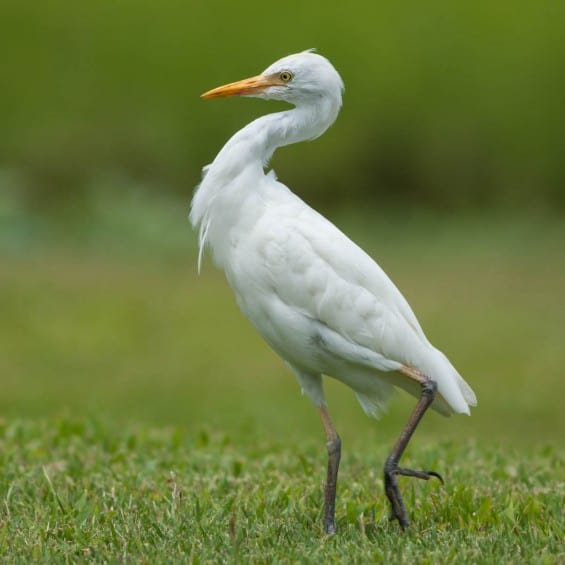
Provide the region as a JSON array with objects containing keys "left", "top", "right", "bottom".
[
  {"left": 384, "top": 460, "right": 444, "bottom": 530},
  {"left": 394, "top": 467, "right": 444, "bottom": 483}
]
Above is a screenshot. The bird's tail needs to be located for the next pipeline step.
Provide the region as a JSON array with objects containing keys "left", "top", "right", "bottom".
[{"left": 426, "top": 348, "right": 477, "bottom": 416}]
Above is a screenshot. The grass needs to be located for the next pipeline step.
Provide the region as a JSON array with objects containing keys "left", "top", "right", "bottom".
[
  {"left": 0, "top": 417, "right": 563, "bottom": 562},
  {"left": 1, "top": 193, "right": 564, "bottom": 560}
]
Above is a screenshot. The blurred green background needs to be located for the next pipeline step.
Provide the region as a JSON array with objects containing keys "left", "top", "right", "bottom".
[
  {"left": 2, "top": 1, "right": 565, "bottom": 211},
  {"left": 1, "top": 1, "right": 564, "bottom": 449}
]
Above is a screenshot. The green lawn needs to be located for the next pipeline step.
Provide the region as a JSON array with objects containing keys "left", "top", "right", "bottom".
[
  {"left": 1, "top": 202, "right": 564, "bottom": 560},
  {"left": 0, "top": 418, "right": 562, "bottom": 562}
]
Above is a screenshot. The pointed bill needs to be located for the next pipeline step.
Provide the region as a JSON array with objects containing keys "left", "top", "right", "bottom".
[{"left": 201, "top": 74, "right": 285, "bottom": 99}]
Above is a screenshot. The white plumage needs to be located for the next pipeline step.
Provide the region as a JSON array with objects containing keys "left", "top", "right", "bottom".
[
  {"left": 190, "top": 50, "right": 476, "bottom": 533},
  {"left": 190, "top": 51, "right": 476, "bottom": 417}
]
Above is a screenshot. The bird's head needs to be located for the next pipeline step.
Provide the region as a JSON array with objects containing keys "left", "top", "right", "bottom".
[{"left": 201, "top": 50, "right": 344, "bottom": 108}]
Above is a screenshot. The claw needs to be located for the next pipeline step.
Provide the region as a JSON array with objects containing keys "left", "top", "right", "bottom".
[
  {"left": 394, "top": 467, "right": 445, "bottom": 485},
  {"left": 426, "top": 471, "right": 444, "bottom": 485}
]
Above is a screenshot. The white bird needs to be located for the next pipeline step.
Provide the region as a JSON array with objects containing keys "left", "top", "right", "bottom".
[{"left": 190, "top": 50, "right": 477, "bottom": 534}]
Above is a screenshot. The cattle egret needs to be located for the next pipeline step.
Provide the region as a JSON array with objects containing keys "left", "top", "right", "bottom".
[{"left": 190, "top": 50, "right": 477, "bottom": 534}]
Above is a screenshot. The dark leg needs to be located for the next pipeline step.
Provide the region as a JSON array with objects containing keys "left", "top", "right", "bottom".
[
  {"left": 318, "top": 405, "right": 341, "bottom": 535},
  {"left": 384, "top": 377, "right": 444, "bottom": 530}
]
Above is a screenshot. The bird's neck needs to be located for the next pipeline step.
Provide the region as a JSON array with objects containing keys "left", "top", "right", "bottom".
[
  {"left": 190, "top": 98, "right": 340, "bottom": 269},
  {"left": 213, "top": 99, "right": 340, "bottom": 175}
]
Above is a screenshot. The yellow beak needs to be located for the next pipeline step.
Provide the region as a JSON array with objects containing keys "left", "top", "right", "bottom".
[{"left": 201, "top": 74, "right": 285, "bottom": 99}]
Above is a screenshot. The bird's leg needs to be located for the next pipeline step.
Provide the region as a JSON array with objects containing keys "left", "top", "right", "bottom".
[
  {"left": 384, "top": 376, "right": 443, "bottom": 530},
  {"left": 318, "top": 405, "right": 341, "bottom": 535}
]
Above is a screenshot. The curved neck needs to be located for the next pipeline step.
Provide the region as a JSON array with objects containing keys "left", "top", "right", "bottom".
[
  {"left": 190, "top": 95, "right": 341, "bottom": 267},
  {"left": 210, "top": 97, "right": 341, "bottom": 177}
]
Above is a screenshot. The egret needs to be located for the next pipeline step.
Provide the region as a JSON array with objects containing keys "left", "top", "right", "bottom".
[{"left": 190, "top": 50, "right": 477, "bottom": 534}]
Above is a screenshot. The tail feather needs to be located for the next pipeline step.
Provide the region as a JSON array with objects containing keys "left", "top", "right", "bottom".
[
  {"left": 456, "top": 372, "right": 477, "bottom": 407},
  {"left": 428, "top": 348, "right": 477, "bottom": 415}
]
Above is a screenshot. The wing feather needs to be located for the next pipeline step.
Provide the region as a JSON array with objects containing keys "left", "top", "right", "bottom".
[{"left": 251, "top": 189, "right": 475, "bottom": 414}]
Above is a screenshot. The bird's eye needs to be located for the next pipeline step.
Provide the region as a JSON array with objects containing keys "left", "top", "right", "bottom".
[{"left": 279, "top": 71, "right": 293, "bottom": 82}]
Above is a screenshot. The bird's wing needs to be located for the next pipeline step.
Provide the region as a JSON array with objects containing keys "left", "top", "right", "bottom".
[
  {"left": 225, "top": 181, "right": 475, "bottom": 414},
  {"left": 257, "top": 193, "right": 431, "bottom": 370}
]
